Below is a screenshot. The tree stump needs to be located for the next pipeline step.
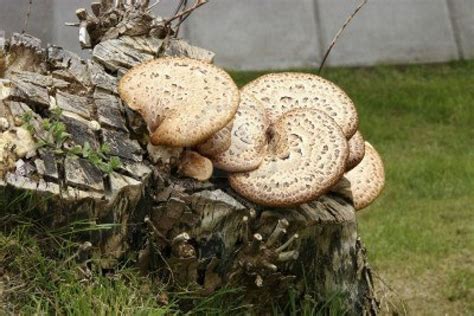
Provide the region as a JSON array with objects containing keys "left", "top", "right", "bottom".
[{"left": 0, "top": 2, "right": 378, "bottom": 314}]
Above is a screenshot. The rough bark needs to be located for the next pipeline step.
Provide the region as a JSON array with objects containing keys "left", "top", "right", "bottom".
[{"left": 0, "top": 2, "right": 379, "bottom": 314}]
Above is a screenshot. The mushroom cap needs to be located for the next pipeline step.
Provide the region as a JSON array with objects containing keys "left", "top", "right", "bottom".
[
  {"left": 345, "top": 142, "right": 385, "bottom": 210},
  {"left": 229, "top": 109, "right": 348, "bottom": 207},
  {"left": 196, "top": 120, "right": 233, "bottom": 157},
  {"left": 346, "top": 130, "right": 365, "bottom": 171},
  {"left": 212, "top": 93, "right": 269, "bottom": 172},
  {"left": 118, "top": 57, "right": 240, "bottom": 147},
  {"left": 179, "top": 150, "right": 214, "bottom": 181},
  {"left": 242, "top": 72, "right": 358, "bottom": 138}
]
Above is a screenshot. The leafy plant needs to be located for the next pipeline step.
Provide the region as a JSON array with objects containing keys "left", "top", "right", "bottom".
[{"left": 21, "top": 108, "right": 121, "bottom": 174}]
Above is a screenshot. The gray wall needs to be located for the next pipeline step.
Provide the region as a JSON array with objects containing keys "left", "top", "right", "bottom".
[{"left": 1, "top": 0, "right": 473, "bottom": 70}]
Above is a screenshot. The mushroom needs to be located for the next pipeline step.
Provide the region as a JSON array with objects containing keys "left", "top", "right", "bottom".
[
  {"left": 118, "top": 57, "right": 240, "bottom": 147},
  {"left": 343, "top": 142, "right": 385, "bottom": 210},
  {"left": 242, "top": 72, "right": 359, "bottom": 138},
  {"left": 212, "top": 92, "right": 269, "bottom": 172},
  {"left": 346, "top": 130, "right": 365, "bottom": 171},
  {"left": 196, "top": 120, "right": 233, "bottom": 157},
  {"left": 178, "top": 150, "right": 213, "bottom": 182},
  {"left": 229, "top": 109, "right": 348, "bottom": 207}
]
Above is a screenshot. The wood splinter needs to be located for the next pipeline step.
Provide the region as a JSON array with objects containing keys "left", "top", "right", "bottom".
[
  {"left": 277, "top": 250, "right": 299, "bottom": 262},
  {"left": 144, "top": 216, "right": 168, "bottom": 242},
  {"left": 250, "top": 233, "right": 263, "bottom": 252},
  {"left": 276, "top": 234, "right": 299, "bottom": 253},
  {"left": 242, "top": 216, "right": 250, "bottom": 244},
  {"left": 266, "top": 219, "right": 289, "bottom": 247}
]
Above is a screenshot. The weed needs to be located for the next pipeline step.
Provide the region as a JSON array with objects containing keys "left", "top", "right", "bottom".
[{"left": 21, "top": 108, "right": 121, "bottom": 174}]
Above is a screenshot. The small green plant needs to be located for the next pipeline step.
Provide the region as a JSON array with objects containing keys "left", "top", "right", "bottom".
[
  {"left": 70, "top": 142, "right": 122, "bottom": 174},
  {"left": 21, "top": 108, "right": 122, "bottom": 174}
]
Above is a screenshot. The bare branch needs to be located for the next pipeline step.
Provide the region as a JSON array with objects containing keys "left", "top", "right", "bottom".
[
  {"left": 318, "top": 0, "right": 368, "bottom": 74},
  {"left": 173, "top": 0, "right": 187, "bottom": 16},
  {"left": 164, "top": 0, "right": 207, "bottom": 25},
  {"left": 147, "top": 0, "right": 160, "bottom": 11},
  {"left": 174, "top": 0, "right": 188, "bottom": 37}
]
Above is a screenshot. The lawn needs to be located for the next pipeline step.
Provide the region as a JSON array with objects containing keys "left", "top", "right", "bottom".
[{"left": 2, "top": 61, "right": 473, "bottom": 314}]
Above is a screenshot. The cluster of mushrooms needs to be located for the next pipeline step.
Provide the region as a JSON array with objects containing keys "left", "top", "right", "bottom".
[{"left": 119, "top": 57, "right": 384, "bottom": 210}]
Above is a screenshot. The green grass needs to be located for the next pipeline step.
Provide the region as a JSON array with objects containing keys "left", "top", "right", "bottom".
[{"left": 2, "top": 61, "right": 473, "bottom": 314}]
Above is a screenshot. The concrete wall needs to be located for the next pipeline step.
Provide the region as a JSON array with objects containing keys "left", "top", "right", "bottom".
[
  {"left": 0, "top": 0, "right": 473, "bottom": 70},
  {"left": 0, "top": 0, "right": 54, "bottom": 44},
  {"left": 447, "top": 0, "right": 474, "bottom": 59}
]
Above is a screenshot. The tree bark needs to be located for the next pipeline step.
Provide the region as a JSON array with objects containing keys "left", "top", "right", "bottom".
[{"left": 0, "top": 3, "right": 379, "bottom": 314}]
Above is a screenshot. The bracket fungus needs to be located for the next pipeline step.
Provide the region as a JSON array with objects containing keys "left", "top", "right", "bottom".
[
  {"left": 242, "top": 72, "right": 359, "bottom": 139},
  {"left": 118, "top": 57, "right": 239, "bottom": 147},
  {"left": 342, "top": 142, "right": 385, "bottom": 210},
  {"left": 196, "top": 120, "right": 233, "bottom": 157},
  {"left": 229, "top": 109, "right": 348, "bottom": 207},
  {"left": 346, "top": 130, "right": 365, "bottom": 171},
  {"left": 212, "top": 92, "right": 269, "bottom": 172}
]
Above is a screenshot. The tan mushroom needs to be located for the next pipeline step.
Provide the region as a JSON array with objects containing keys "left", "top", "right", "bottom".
[
  {"left": 344, "top": 142, "right": 385, "bottom": 210},
  {"left": 229, "top": 109, "right": 348, "bottom": 208},
  {"left": 212, "top": 92, "right": 269, "bottom": 172},
  {"left": 196, "top": 120, "right": 233, "bottom": 157},
  {"left": 118, "top": 57, "right": 239, "bottom": 147},
  {"left": 178, "top": 150, "right": 213, "bottom": 182},
  {"left": 346, "top": 130, "right": 365, "bottom": 171},
  {"left": 242, "top": 72, "right": 359, "bottom": 138}
]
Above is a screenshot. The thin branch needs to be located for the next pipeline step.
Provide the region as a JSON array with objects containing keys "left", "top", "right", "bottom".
[
  {"left": 164, "top": 0, "right": 207, "bottom": 25},
  {"left": 174, "top": 0, "right": 189, "bottom": 37},
  {"left": 147, "top": 0, "right": 160, "bottom": 11},
  {"left": 22, "top": 0, "right": 33, "bottom": 34},
  {"left": 173, "top": 0, "right": 187, "bottom": 16},
  {"left": 318, "top": 0, "right": 368, "bottom": 74}
]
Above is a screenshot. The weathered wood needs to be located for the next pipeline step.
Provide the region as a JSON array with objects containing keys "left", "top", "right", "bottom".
[{"left": 0, "top": 33, "right": 153, "bottom": 265}]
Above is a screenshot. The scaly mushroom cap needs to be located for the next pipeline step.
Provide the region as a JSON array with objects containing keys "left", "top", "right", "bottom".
[
  {"left": 242, "top": 72, "right": 359, "bottom": 138},
  {"left": 212, "top": 93, "right": 269, "bottom": 172},
  {"left": 178, "top": 150, "right": 213, "bottom": 181},
  {"left": 345, "top": 142, "right": 385, "bottom": 210},
  {"left": 346, "top": 130, "right": 365, "bottom": 171},
  {"left": 229, "top": 109, "right": 348, "bottom": 207},
  {"left": 196, "top": 121, "right": 233, "bottom": 157},
  {"left": 118, "top": 57, "right": 240, "bottom": 147}
]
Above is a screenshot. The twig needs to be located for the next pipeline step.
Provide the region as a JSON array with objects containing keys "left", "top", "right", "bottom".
[
  {"left": 22, "top": 0, "right": 33, "bottom": 34},
  {"left": 164, "top": 0, "right": 207, "bottom": 25},
  {"left": 173, "top": 0, "right": 187, "bottom": 16},
  {"left": 147, "top": 0, "right": 160, "bottom": 11},
  {"left": 174, "top": 0, "right": 188, "bottom": 37},
  {"left": 318, "top": 0, "right": 368, "bottom": 74}
]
